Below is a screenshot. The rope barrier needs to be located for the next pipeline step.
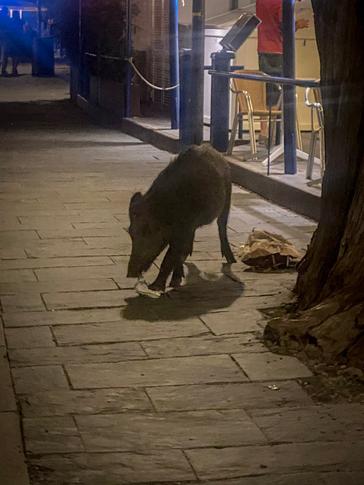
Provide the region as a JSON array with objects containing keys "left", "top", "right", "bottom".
[{"left": 126, "top": 57, "right": 180, "bottom": 92}]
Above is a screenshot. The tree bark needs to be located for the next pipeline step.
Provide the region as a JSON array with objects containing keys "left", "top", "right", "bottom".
[{"left": 265, "top": 1, "right": 364, "bottom": 368}]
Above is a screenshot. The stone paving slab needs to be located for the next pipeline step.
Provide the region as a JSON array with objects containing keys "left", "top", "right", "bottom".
[
  {"left": 72, "top": 221, "right": 125, "bottom": 230},
  {"left": 0, "top": 413, "right": 30, "bottom": 485},
  {"left": 250, "top": 404, "right": 364, "bottom": 443},
  {"left": 147, "top": 381, "right": 314, "bottom": 412},
  {"left": 200, "top": 309, "right": 265, "bottom": 334},
  {"left": 25, "top": 243, "right": 128, "bottom": 258},
  {"left": 0, "top": 247, "right": 27, "bottom": 259},
  {"left": 18, "top": 214, "right": 119, "bottom": 226},
  {"left": 66, "top": 355, "right": 247, "bottom": 389},
  {"left": 43, "top": 289, "right": 135, "bottom": 310},
  {"left": 320, "top": 471, "right": 364, "bottom": 485},
  {"left": 0, "top": 255, "right": 114, "bottom": 270},
  {"left": 0, "top": 278, "right": 119, "bottom": 294},
  {"left": 185, "top": 441, "right": 364, "bottom": 480},
  {"left": 3, "top": 308, "right": 127, "bottom": 328},
  {"left": 20, "top": 388, "right": 153, "bottom": 417},
  {"left": 141, "top": 333, "right": 265, "bottom": 358},
  {"left": 0, "top": 269, "right": 37, "bottom": 283},
  {"left": 233, "top": 351, "right": 313, "bottom": 381},
  {"left": 53, "top": 319, "right": 209, "bottom": 346},
  {"left": 188, "top": 471, "right": 364, "bottom": 485},
  {"left": 1, "top": 293, "right": 46, "bottom": 312},
  {"left": 23, "top": 416, "right": 84, "bottom": 454},
  {"left": 12, "top": 365, "right": 69, "bottom": 393},
  {"left": 28, "top": 451, "right": 196, "bottom": 484},
  {"left": 34, "top": 265, "right": 125, "bottom": 281},
  {"left": 5, "top": 326, "right": 55, "bottom": 349},
  {"left": 9, "top": 342, "right": 146, "bottom": 367},
  {"left": 0, "top": 230, "right": 40, "bottom": 242},
  {"left": 37, "top": 226, "right": 125, "bottom": 238},
  {"left": 0, "top": 351, "right": 17, "bottom": 412},
  {"left": 83, "top": 236, "right": 131, "bottom": 248},
  {"left": 144, "top": 474, "right": 325, "bottom": 485},
  {"left": 75, "top": 409, "right": 266, "bottom": 452},
  {"left": 0, "top": 317, "right": 5, "bottom": 347}
]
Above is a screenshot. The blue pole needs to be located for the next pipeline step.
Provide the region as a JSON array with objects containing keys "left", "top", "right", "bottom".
[
  {"left": 190, "top": 0, "right": 205, "bottom": 145},
  {"left": 78, "top": 0, "right": 84, "bottom": 96},
  {"left": 125, "top": 0, "right": 132, "bottom": 118},
  {"left": 37, "top": 0, "right": 42, "bottom": 36},
  {"left": 282, "top": 0, "right": 297, "bottom": 174},
  {"left": 169, "top": 0, "right": 180, "bottom": 129},
  {"left": 180, "top": 49, "right": 193, "bottom": 148}
]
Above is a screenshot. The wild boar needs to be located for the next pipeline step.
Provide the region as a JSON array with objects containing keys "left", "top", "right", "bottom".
[{"left": 127, "top": 145, "right": 236, "bottom": 291}]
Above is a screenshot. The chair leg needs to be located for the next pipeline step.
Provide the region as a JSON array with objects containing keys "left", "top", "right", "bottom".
[
  {"left": 306, "top": 130, "right": 318, "bottom": 180},
  {"left": 238, "top": 113, "right": 243, "bottom": 139},
  {"left": 296, "top": 115, "right": 303, "bottom": 150},
  {"left": 227, "top": 114, "right": 239, "bottom": 155},
  {"left": 319, "top": 127, "right": 326, "bottom": 178},
  {"left": 248, "top": 113, "right": 257, "bottom": 158}
]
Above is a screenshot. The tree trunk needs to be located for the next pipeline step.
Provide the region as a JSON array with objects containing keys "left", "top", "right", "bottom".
[{"left": 265, "top": 1, "right": 364, "bottom": 368}]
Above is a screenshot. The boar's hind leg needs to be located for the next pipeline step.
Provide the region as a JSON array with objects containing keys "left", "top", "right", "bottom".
[
  {"left": 217, "top": 184, "right": 236, "bottom": 264},
  {"left": 149, "top": 233, "right": 193, "bottom": 292}
]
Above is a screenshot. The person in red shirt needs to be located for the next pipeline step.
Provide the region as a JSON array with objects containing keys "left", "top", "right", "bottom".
[{"left": 256, "top": 0, "right": 309, "bottom": 142}]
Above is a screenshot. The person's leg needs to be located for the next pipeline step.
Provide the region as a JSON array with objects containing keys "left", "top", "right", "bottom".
[
  {"left": 258, "top": 53, "right": 283, "bottom": 144},
  {"left": 12, "top": 56, "right": 19, "bottom": 75},
  {"left": 258, "top": 53, "right": 270, "bottom": 142},
  {"left": 1, "top": 43, "right": 9, "bottom": 74}
]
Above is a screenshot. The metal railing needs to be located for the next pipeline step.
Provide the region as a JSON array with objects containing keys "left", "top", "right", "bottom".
[
  {"left": 208, "top": 67, "right": 320, "bottom": 174},
  {"left": 84, "top": 52, "right": 123, "bottom": 62},
  {"left": 208, "top": 70, "right": 319, "bottom": 89}
]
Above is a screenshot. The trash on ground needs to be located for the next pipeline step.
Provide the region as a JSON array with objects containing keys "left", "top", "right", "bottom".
[
  {"left": 267, "top": 384, "right": 280, "bottom": 391},
  {"left": 135, "top": 277, "right": 162, "bottom": 299},
  {"left": 238, "top": 229, "right": 304, "bottom": 271}
]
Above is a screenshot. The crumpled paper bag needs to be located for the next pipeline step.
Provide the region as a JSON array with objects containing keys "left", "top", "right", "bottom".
[{"left": 238, "top": 229, "right": 304, "bottom": 270}]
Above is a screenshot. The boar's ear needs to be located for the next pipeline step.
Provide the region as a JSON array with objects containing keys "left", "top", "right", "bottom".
[{"left": 130, "top": 192, "right": 143, "bottom": 207}]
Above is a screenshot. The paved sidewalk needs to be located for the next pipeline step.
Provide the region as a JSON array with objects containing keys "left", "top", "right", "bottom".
[{"left": 1, "top": 71, "right": 364, "bottom": 485}]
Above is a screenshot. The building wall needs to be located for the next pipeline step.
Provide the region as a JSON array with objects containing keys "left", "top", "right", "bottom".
[{"left": 179, "top": 0, "right": 232, "bottom": 25}]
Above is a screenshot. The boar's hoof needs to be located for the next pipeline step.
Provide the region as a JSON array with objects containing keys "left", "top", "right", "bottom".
[
  {"left": 149, "top": 281, "right": 166, "bottom": 293},
  {"left": 170, "top": 276, "right": 183, "bottom": 289}
]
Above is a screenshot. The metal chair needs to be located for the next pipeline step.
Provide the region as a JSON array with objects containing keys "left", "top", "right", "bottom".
[
  {"left": 228, "top": 70, "right": 282, "bottom": 158},
  {"left": 305, "top": 85, "right": 325, "bottom": 182},
  {"left": 228, "top": 69, "right": 303, "bottom": 158}
]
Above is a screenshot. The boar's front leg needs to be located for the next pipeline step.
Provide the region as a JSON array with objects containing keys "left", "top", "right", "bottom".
[
  {"left": 149, "top": 232, "right": 194, "bottom": 292},
  {"left": 170, "top": 263, "right": 184, "bottom": 288}
]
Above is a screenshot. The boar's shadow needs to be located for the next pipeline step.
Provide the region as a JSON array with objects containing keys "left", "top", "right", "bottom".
[{"left": 122, "top": 262, "right": 245, "bottom": 322}]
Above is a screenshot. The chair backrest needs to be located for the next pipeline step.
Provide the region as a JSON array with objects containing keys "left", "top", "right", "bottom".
[
  {"left": 232, "top": 69, "right": 267, "bottom": 113},
  {"left": 305, "top": 85, "right": 324, "bottom": 128},
  {"left": 313, "top": 86, "right": 322, "bottom": 105},
  {"left": 313, "top": 87, "right": 324, "bottom": 128}
]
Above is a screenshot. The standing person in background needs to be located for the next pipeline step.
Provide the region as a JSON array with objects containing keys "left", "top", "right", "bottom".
[
  {"left": 8, "top": 10, "right": 24, "bottom": 76},
  {"left": 23, "top": 22, "right": 36, "bottom": 63},
  {"left": 256, "top": 0, "right": 309, "bottom": 144},
  {"left": 0, "top": 6, "right": 11, "bottom": 76}
]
